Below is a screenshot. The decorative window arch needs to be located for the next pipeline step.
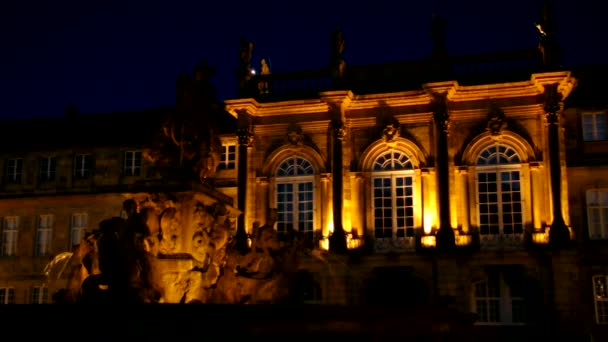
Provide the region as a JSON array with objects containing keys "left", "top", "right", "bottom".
[
  {"left": 475, "top": 142, "right": 524, "bottom": 240},
  {"left": 275, "top": 156, "right": 315, "bottom": 237},
  {"left": 371, "top": 149, "right": 416, "bottom": 243}
]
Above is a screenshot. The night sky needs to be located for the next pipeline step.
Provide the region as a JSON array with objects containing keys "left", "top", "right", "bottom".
[{"left": 1, "top": 0, "right": 606, "bottom": 120}]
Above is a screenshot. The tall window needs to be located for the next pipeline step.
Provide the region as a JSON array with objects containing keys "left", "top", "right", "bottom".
[
  {"left": 71, "top": 213, "right": 88, "bottom": 247},
  {"left": 74, "top": 154, "right": 93, "bottom": 179},
  {"left": 473, "top": 270, "right": 526, "bottom": 324},
  {"left": 124, "top": 151, "right": 142, "bottom": 176},
  {"left": 1, "top": 216, "right": 18, "bottom": 256},
  {"left": 587, "top": 190, "right": 608, "bottom": 240},
  {"left": 0, "top": 288, "right": 15, "bottom": 304},
  {"left": 35, "top": 214, "right": 53, "bottom": 257},
  {"left": 39, "top": 156, "right": 56, "bottom": 181},
  {"left": 371, "top": 150, "right": 415, "bottom": 240},
  {"left": 582, "top": 112, "right": 607, "bottom": 141},
  {"left": 593, "top": 275, "right": 608, "bottom": 324},
  {"left": 5, "top": 158, "right": 22, "bottom": 183},
  {"left": 30, "top": 286, "right": 48, "bottom": 304},
  {"left": 275, "top": 157, "right": 314, "bottom": 238},
  {"left": 476, "top": 144, "right": 523, "bottom": 242},
  {"left": 218, "top": 144, "right": 236, "bottom": 170}
]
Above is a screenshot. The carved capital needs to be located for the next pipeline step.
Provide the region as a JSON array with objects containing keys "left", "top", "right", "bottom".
[
  {"left": 237, "top": 128, "right": 254, "bottom": 147},
  {"left": 544, "top": 83, "right": 562, "bottom": 124}
]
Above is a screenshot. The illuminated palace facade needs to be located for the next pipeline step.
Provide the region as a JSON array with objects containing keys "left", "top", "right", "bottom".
[{"left": 0, "top": 22, "right": 608, "bottom": 342}]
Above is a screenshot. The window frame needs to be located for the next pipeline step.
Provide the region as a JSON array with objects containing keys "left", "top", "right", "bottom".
[
  {"left": 587, "top": 189, "right": 608, "bottom": 240},
  {"left": 0, "top": 287, "right": 15, "bottom": 304},
  {"left": 39, "top": 156, "right": 56, "bottom": 182},
  {"left": 5, "top": 158, "right": 23, "bottom": 183},
  {"left": 274, "top": 156, "right": 316, "bottom": 238},
  {"left": 593, "top": 275, "right": 608, "bottom": 324},
  {"left": 1, "top": 216, "right": 19, "bottom": 257},
  {"left": 73, "top": 153, "right": 93, "bottom": 179},
  {"left": 35, "top": 214, "right": 53, "bottom": 257},
  {"left": 71, "top": 213, "right": 88, "bottom": 247},
  {"left": 472, "top": 271, "right": 526, "bottom": 325},
  {"left": 474, "top": 143, "right": 524, "bottom": 245},
  {"left": 218, "top": 144, "right": 236, "bottom": 170},
  {"left": 30, "top": 285, "right": 48, "bottom": 304},
  {"left": 123, "top": 150, "right": 142, "bottom": 176},
  {"left": 582, "top": 111, "right": 607, "bottom": 142}
]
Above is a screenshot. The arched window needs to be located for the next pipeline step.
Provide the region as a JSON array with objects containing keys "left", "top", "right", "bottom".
[
  {"left": 372, "top": 150, "right": 415, "bottom": 240},
  {"left": 275, "top": 157, "right": 314, "bottom": 237},
  {"left": 476, "top": 143, "right": 523, "bottom": 239}
]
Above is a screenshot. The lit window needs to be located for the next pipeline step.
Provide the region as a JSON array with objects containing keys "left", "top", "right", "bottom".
[
  {"left": 35, "top": 214, "right": 53, "bottom": 257},
  {"left": 473, "top": 270, "right": 526, "bottom": 324},
  {"left": 594, "top": 275, "right": 608, "bottom": 324},
  {"left": 1, "top": 216, "right": 18, "bottom": 256},
  {"left": 371, "top": 150, "right": 415, "bottom": 240},
  {"left": 74, "top": 154, "right": 93, "bottom": 179},
  {"left": 582, "top": 112, "right": 607, "bottom": 141},
  {"left": 587, "top": 190, "right": 608, "bottom": 240},
  {"left": 476, "top": 143, "right": 523, "bottom": 243},
  {"left": 0, "top": 287, "right": 15, "bottom": 304},
  {"left": 218, "top": 144, "right": 236, "bottom": 170},
  {"left": 30, "top": 286, "right": 48, "bottom": 304},
  {"left": 124, "top": 151, "right": 142, "bottom": 176},
  {"left": 275, "top": 157, "right": 314, "bottom": 239},
  {"left": 71, "top": 213, "right": 88, "bottom": 247},
  {"left": 5, "top": 158, "right": 22, "bottom": 183},
  {"left": 39, "top": 156, "right": 56, "bottom": 181}
]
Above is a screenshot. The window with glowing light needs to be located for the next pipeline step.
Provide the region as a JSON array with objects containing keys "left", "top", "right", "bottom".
[
  {"left": 39, "top": 156, "right": 56, "bottom": 181},
  {"left": 473, "top": 270, "right": 526, "bottom": 324},
  {"left": 371, "top": 150, "right": 415, "bottom": 240},
  {"left": 124, "top": 151, "right": 142, "bottom": 176},
  {"left": 35, "top": 214, "right": 53, "bottom": 257},
  {"left": 593, "top": 275, "right": 608, "bottom": 324},
  {"left": 587, "top": 190, "right": 608, "bottom": 240},
  {"left": 218, "top": 144, "right": 236, "bottom": 170},
  {"left": 0, "top": 287, "right": 15, "bottom": 304},
  {"left": 275, "top": 157, "right": 314, "bottom": 239},
  {"left": 476, "top": 144, "right": 523, "bottom": 241},
  {"left": 1, "top": 216, "right": 19, "bottom": 256},
  {"left": 30, "top": 286, "right": 48, "bottom": 304},
  {"left": 582, "top": 112, "right": 607, "bottom": 142}
]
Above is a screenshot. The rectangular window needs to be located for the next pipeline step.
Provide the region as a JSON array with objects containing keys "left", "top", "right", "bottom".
[
  {"left": 124, "top": 151, "right": 142, "bottom": 176},
  {"left": 35, "top": 214, "right": 53, "bottom": 257},
  {"left": 372, "top": 175, "right": 415, "bottom": 239},
  {"left": 583, "top": 112, "right": 607, "bottom": 141},
  {"left": 0, "top": 287, "right": 15, "bottom": 304},
  {"left": 71, "top": 213, "right": 88, "bottom": 247},
  {"left": 30, "top": 286, "right": 48, "bottom": 304},
  {"left": 587, "top": 190, "right": 608, "bottom": 240},
  {"left": 39, "top": 156, "right": 56, "bottom": 181},
  {"left": 218, "top": 144, "right": 236, "bottom": 170},
  {"left": 5, "top": 158, "right": 23, "bottom": 183},
  {"left": 276, "top": 181, "right": 313, "bottom": 237},
  {"left": 474, "top": 270, "right": 526, "bottom": 325},
  {"left": 593, "top": 275, "right": 608, "bottom": 324},
  {"left": 1, "top": 216, "right": 18, "bottom": 256},
  {"left": 477, "top": 170, "right": 523, "bottom": 236},
  {"left": 74, "top": 154, "right": 93, "bottom": 179}
]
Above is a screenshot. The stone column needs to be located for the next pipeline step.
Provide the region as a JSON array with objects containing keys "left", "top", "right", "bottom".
[
  {"left": 544, "top": 83, "right": 570, "bottom": 248},
  {"left": 432, "top": 93, "right": 455, "bottom": 250},
  {"left": 236, "top": 126, "right": 253, "bottom": 253},
  {"left": 329, "top": 119, "right": 347, "bottom": 253},
  {"left": 456, "top": 166, "right": 469, "bottom": 234},
  {"left": 529, "top": 162, "right": 545, "bottom": 231}
]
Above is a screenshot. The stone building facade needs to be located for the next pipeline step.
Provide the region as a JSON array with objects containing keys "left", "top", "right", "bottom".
[{"left": 0, "top": 10, "right": 607, "bottom": 342}]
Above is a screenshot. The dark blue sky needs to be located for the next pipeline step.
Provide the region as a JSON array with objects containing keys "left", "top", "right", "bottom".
[{"left": 0, "top": 0, "right": 606, "bottom": 119}]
